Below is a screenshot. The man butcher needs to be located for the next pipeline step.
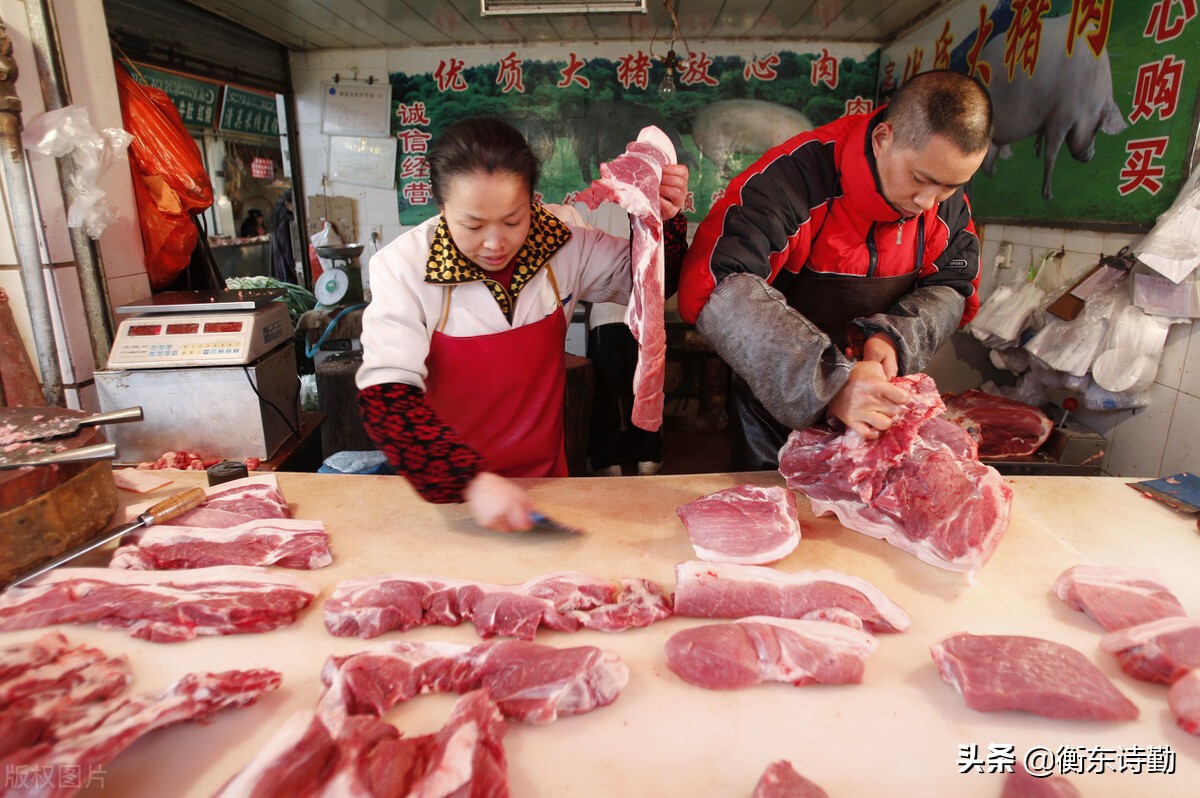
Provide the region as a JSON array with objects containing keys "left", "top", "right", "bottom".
[{"left": 677, "top": 70, "right": 993, "bottom": 470}]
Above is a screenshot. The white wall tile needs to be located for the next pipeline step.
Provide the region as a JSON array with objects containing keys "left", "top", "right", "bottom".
[
  {"left": 1105, "top": 382, "right": 1178, "bottom": 477},
  {"left": 1154, "top": 318, "right": 1193, "bottom": 391},
  {"left": 1179, "top": 321, "right": 1200, "bottom": 398},
  {"left": 1063, "top": 230, "right": 1104, "bottom": 256},
  {"left": 1161, "top": 392, "right": 1200, "bottom": 476},
  {"left": 1028, "top": 227, "right": 1065, "bottom": 251},
  {"left": 49, "top": 264, "right": 94, "bottom": 385}
]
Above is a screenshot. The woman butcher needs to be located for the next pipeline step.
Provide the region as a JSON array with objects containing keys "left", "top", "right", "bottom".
[{"left": 357, "top": 117, "right": 690, "bottom": 533}]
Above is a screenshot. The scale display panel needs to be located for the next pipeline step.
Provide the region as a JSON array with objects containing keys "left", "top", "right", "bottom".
[{"left": 107, "top": 302, "right": 292, "bottom": 368}]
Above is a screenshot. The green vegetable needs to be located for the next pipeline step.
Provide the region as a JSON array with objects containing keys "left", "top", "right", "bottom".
[{"left": 224, "top": 277, "right": 317, "bottom": 328}]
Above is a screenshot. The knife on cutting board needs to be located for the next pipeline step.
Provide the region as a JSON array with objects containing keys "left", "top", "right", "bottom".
[
  {"left": 5, "top": 486, "right": 207, "bottom": 589},
  {"left": 528, "top": 510, "right": 583, "bottom": 535}
]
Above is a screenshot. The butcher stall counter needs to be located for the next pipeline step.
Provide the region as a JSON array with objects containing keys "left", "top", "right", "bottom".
[{"left": 3, "top": 471, "right": 1198, "bottom": 796}]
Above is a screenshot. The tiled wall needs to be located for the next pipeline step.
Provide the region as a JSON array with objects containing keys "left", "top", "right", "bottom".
[{"left": 972, "top": 224, "right": 1198, "bottom": 478}]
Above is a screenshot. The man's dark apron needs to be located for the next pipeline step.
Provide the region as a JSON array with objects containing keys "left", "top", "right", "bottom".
[{"left": 730, "top": 221, "right": 925, "bottom": 470}]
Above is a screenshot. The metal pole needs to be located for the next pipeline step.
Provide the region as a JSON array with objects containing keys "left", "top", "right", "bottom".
[
  {"left": 0, "top": 22, "right": 63, "bottom": 406},
  {"left": 25, "top": 0, "right": 113, "bottom": 366}
]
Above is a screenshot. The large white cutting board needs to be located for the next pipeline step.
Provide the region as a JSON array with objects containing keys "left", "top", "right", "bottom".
[{"left": 2, "top": 472, "right": 1196, "bottom": 796}]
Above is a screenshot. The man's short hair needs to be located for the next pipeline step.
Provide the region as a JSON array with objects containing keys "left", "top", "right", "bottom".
[{"left": 884, "top": 70, "right": 993, "bottom": 155}]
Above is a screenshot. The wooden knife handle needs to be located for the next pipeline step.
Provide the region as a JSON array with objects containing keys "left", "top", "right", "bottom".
[{"left": 141, "top": 487, "right": 207, "bottom": 526}]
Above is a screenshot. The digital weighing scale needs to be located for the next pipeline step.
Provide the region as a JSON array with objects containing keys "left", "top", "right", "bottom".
[
  {"left": 107, "top": 289, "right": 293, "bottom": 369},
  {"left": 95, "top": 290, "right": 302, "bottom": 463}
]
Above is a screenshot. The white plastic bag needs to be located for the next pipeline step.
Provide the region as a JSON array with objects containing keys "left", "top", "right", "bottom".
[
  {"left": 1024, "top": 284, "right": 1127, "bottom": 377},
  {"left": 1134, "top": 166, "right": 1200, "bottom": 283},
  {"left": 968, "top": 281, "right": 1046, "bottom": 346},
  {"left": 22, "top": 105, "right": 133, "bottom": 239},
  {"left": 310, "top": 221, "right": 344, "bottom": 276}
]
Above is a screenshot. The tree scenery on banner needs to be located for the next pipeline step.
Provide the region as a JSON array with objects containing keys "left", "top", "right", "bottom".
[
  {"left": 884, "top": 0, "right": 1198, "bottom": 228},
  {"left": 389, "top": 47, "right": 878, "bottom": 226}
]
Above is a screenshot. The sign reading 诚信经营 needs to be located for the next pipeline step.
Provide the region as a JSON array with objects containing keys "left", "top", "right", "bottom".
[{"left": 220, "top": 86, "right": 280, "bottom": 137}]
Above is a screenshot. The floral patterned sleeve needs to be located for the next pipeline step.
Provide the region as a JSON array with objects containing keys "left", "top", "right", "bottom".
[
  {"left": 357, "top": 382, "right": 483, "bottom": 504},
  {"left": 663, "top": 212, "right": 689, "bottom": 300}
]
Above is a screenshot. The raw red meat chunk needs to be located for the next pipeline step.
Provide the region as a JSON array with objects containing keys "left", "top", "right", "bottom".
[
  {"left": 941, "top": 389, "right": 1054, "bottom": 459},
  {"left": 751, "top": 760, "right": 829, "bottom": 798},
  {"left": 665, "top": 617, "right": 876, "bottom": 690},
  {"left": 780, "top": 374, "right": 1012, "bottom": 572},
  {"left": 1099, "top": 617, "right": 1200, "bottom": 684},
  {"left": 676, "top": 484, "right": 801, "bottom": 565},
  {"left": 1168, "top": 669, "right": 1200, "bottom": 736},
  {"left": 1053, "top": 564, "right": 1186, "bottom": 631},
  {"left": 930, "top": 633, "right": 1137, "bottom": 721}
]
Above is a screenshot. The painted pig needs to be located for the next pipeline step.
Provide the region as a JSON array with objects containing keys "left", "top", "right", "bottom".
[
  {"left": 978, "top": 14, "right": 1127, "bottom": 200},
  {"left": 692, "top": 99, "right": 812, "bottom": 177}
]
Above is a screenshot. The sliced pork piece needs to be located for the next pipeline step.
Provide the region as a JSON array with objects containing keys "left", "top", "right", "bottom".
[
  {"left": 216, "top": 691, "right": 508, "bottom": 798},
  {"left": 676, "top": 485, "right": 801, "bottom": 565},
  {"left": 941, "top": 390, "right": 1054, "bottom": 459},
  {"left": 1053, "top": 564, "right": 1186, "bottom": 631},
  {"left": 109, "top": 518, "right": 332, "bottom": 570},
  {"left": 780, "top": 374, "right": 1012, "bottom": 572},
  {"left": 0, "top": 632, "right": 70, "bottom": 682},
  {"left": 575, "top": 127, "right": 674, "bottom": 432},
  {"left": 931, "top": 633, "right": 1138, "bottom": 721},
  {"left": 1099, "top": 617, "right": 1200, "bottom": 684},
  {"left": 672, "top": 561, "right": 909, "bottom": 634},
  {"left": 752, "top": 760, "right": 829, "bottom": 798},
  {"left": 1000, "top": 762, "right": 1081, "bottom": 797},
  {"left": 324, "top": 570, "right": 672, "bottom": 640},
  {"left": 2, "top": 668, "right": 281, "bottom": 798},
  {"left": 665, "top": 617, "right": 877, "bottom": 690},
  {"left": 124, "top": 473, "right": 290, "bottom": 528},
  {"left": 0, "top": 566, "right": 319, "bottom": 642},
  {"left": 318, "top": 639, "right": 628, "bottom": 727},
  {"left": 1168, "top": 669, "right": 1200, "bottom": 736}
]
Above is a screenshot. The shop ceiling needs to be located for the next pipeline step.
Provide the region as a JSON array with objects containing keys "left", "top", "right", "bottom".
[{"left": 183, "top": 0, "right": 951, "bottom": 51}]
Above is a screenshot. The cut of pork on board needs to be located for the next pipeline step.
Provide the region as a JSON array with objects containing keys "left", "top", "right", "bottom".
[
  {"left": 214, "top": 689, "right": 509, "bottom": 798},
  {"left": 930, "top": 633, "right": 1138, "bottom": 721},
  {"left": 1168, "top": 669, "right": 1200, "bottom": 736},
  {"left": 0, "top": 566, "right": 320, "bottom": 642},
  {"left": 780, "top": 373, "right": 1012, "bottom": 572},
  {"left": 664, "top": 616, "right": 877, "bottom": 690},
  {"left": 676, "top": 484, "right": 802, "bottom": 565},
  {"left": 672, "top": 561, "right": 910, "bottom": 633},
  {"left": 108, "top": 518, "right": 333, "bottom": 570},
  {"left": 1099, "top": 616, "right": 1200, "bottom": 684},
  {"left": 123, "top": 473, "right": 291, "bottom": 527},
  {"left": 940, "top": 389, "right": 1054, "bottom": 459},
  {"left": 317, "top": 639, "right": 629, "bottom": 727},
  {"left": 573, "top": 126, "right": 674, "bottom": 432},
  {"left": 324, "top": 570, "right": 673, "bottom": 640},
  {"left": 751, "top": 760, "right": 830, "bottom": 798},
  {"left": 1053, "top": 564, "right": 1186, "bottom": 631}
]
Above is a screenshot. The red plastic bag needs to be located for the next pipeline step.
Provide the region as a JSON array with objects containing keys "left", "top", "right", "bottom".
[{"left": 115, "top": 62, "right": 214, "bottom": 289}]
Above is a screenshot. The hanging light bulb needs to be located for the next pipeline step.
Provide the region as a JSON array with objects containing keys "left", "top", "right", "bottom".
[
  {"left": 659, "top": 49, "right": 678, "bottom": 97},
  {"left": 650, "top": 1, "right": 690, "bottom": 100}
]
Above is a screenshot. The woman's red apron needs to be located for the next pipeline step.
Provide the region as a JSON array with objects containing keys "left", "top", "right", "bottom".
[{"left": 423, "top": 286, "right": 569, "bottom": 478}]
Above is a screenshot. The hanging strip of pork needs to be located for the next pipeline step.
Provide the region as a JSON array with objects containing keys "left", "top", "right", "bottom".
[
  {"left": 665, "top": 616, "right": 877, "bottom": 690},
  {"left": 672, "top": 561, "right": 909, "bottom": 633},
  {"left": 676, "top": 484, "right": 802, "bottom": 565},
  {"left": 324, "top": 570, "right": 672, "bottom": 640},
  {"left": 931, "top": 633, "right": 1138, "bottom": 721},
  {"left": 573, "top": 126, "right": 675, "bottom": 432},
  {"left": 0, "top": 566, "right": 320, "bottom": 642},
  {"left": 109, "top": 518, "right": 332, "bottom": 570},
  {"left": 1053, "top": 564, "right": 1186, "bottom": 632},
  {"left": 779, "top": 373, "right": 1012, "bottom": 572}
]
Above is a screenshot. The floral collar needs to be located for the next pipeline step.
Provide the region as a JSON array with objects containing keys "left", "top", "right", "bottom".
[{"left": 425, "top": 204, "right": 573, "bottom": 316}]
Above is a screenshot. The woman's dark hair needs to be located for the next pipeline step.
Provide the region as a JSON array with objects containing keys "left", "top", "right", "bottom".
[{"left": 427, "top": 117, "right": 540, "bottom": 205}]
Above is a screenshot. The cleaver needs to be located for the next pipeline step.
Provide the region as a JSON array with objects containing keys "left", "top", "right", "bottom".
[
  {"left": 2, "top": 406, "right": 144, "bottom": 445},
  {"left": 5, "top": 486, "right": 207, "bottom": 589}
]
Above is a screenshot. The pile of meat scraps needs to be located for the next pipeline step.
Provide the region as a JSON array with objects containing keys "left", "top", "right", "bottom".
[{"left": 779, "top": 373, "right": 1012, "bottom": 572}]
